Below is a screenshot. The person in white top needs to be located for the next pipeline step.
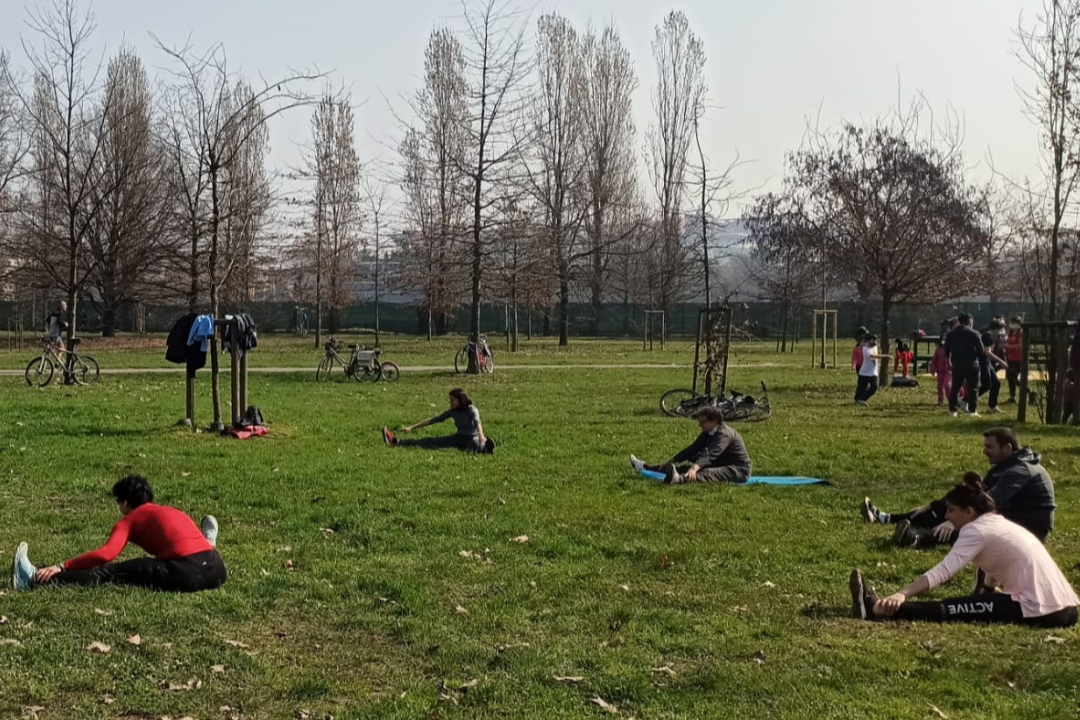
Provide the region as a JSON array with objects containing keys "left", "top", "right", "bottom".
[
  {"left": 849, "top": 476, "right": 1078, "bottom": 628},
  {"left": 854, "top": 334, "right": 887, "bottom": 406}
]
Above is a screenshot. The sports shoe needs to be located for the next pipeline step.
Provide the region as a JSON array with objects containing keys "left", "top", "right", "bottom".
[
  {"left": 1004, "top": 397, "right": 1016, "bottom": 405},
  {"left": 659, "top": 463, "right": 682, "bottom": 484},
  {"left": 861, "top": 497, "right": 881, "bottom": 523},
  {"left": 855, "top": 400, "right": 867, "bottom": 407},
  {"left": 949, "top": 410, "right": 958, "bottom": 417},
  {"left": 630, "top": 455, "right": 644, "bottom": 473},
  {"left": 200, "top": 516, "right": 219, "bottom": 548},
  {"left": 987, "top": 406, "right": 1001, "bottom": 415},
  {"left": 11, "top": 542, "right": 36, "bottom": 591},
  {"left": 382, "top": 427, "right": 396, "bottom": 446},
  {"left": 892, "top": 519, "right": 919, "bottom": 548},
  {"left": 849, "top": 568, "right": 879, "bottom": 620}
]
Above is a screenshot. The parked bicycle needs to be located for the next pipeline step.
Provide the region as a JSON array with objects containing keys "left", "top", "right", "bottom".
[
  {"left": 25, "top": 337, "right": 100, "bottom": 387},
  {"left": 316, "top": 338, "right": 400, "bottom": 382},
  {"left": 454, "top": 335, "right": 494, "bottom": 374},
  {"left": 659, "top": 381, "right": 771, "bottom": 422}
]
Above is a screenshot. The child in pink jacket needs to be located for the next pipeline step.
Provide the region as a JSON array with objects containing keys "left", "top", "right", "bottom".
[{"left": 929, "top": 341, "right": 952, "bottom": 406}]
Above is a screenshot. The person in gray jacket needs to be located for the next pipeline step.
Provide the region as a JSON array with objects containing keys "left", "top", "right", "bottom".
[
  {"left": 382, "top": 388, "right": 493, "bottom": 453},
  {"left": 862, "top": 427, "right": 1056, "bottom": 547},
  {"left": 631, "top": 407, "right": 752, "bottom": 484}
]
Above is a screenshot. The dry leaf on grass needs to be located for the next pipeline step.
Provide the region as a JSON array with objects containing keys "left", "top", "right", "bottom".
[
  {"left": 454, "top": 605, "right": 469, "bottom": 615},
  {"left": 0, "top": 615, "right": 8, "bottom": 625},
  {"left": 160, "top": 642, "right": 173, "bottom": 650},
  {"left": 1044, "top": 636, "right": 1066, "bottom": 645},
  {"left": 126, "top": 634, "right": 142, "bottom": 646},
  {"left": 494, "top": 642, "right": 530, "bottom": 653},
  {"left": 159, "top": 678, "right": 202, "bottom": 692},
  {"left": 652, "top": 666, "right": 676, "bottom": 677},
  {"left": 94, "top": 608, "right": 112, "bottom": 617},
  {"left": 554, "top": 676, "right": 585, "bottom": 683},
  {"left": 763, "top": 581, "right": 776, "bottom": 588},
  {"left": 284, "top": 559, "right": 295, "bottom": 571},
  {"left": 929, "top": 705, "right": 949, "bottom": 719},
  {"left": 87, "top": 642, "right": 111, "bottom": 654},
  {"left": 590, "top": 696, "right": 618, "bottom": 714},
  {"left": 459, "top": 679, "right": 479, "bottom": 690},
  {"left": 224, "top": 639, "right": 251, "bottom": 649},
  {"left": 211, "top": 664, "right": 226, "bottom": 674},
  {"left": 511, "top": 535, "right": 529, "bottom": 544},
  {"left": 0, "top": 639, "right": 22, "bottom": 646},
  {"left": 102, "top": 696, "right": 115, "bottom": 705},
  {"left": 752, "top": 650, "right": 766, "bottom": 665},
  {"left": 22, "top": 707, "right": 45, "bottom": 720},
  {"left": 619, "top": 584, "right": 630, "bottom": 592}
]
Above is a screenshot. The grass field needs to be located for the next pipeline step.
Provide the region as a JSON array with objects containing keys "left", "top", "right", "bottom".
[{"left": 1, "top": 336, "right": 1078, "bottom": 720}]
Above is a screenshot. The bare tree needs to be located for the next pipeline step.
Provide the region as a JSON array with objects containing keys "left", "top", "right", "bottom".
[
  {"left": 691, "top": 103, "right": 741, "bottom": 308},
  {"left": 456, "top": 0, "right": 532, "bottom": 368},
  {"left": 303, "top": 94, "right": 360, "bottom": 341},
  {"left": 155, "top": 35, "right": 320, "bottom": 429},
  {"left": 579, "top": 23, "right": 638, "bottom": 334},
  {"left": 0, "top": 51, "right": 30, "bottom": 218},
  {"left": 84, "top": 48, "right": 172, "bottom": 336},
  {"left": 525, "top": 12, "right": 587, "bottom": 346},
  {"left": 647, "top": 10, "right": 706, "bottom": 314},
  {"left": 9, "top": 0, "right": 124, "bottom": 374},
  {"left": 362, "top": 175, "right": 387, "bottom": 346},
  {"left": 395, "top": 28, "right": 470, "bottom": 338}
]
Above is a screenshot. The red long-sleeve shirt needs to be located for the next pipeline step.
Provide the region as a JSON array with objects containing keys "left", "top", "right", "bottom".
[{"left": 63, "top": 503, "right": 213, "bottom": 571}]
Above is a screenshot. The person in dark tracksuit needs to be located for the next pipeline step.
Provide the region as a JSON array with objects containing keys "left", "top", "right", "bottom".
[
  {"left": 631, "top": 406, "right": 752, "bottom": 484},
  {"left": 945, "top": 312, "right": 984, "bottom": 416},
  {"left": 382, "top": 388, "right": 492, "bottom": 453},
  {"left": 849, "top": 479, "right": 1077, "bottom": 628},
  {"left": 861, "top": 427, "right": 1056, "bottom": 548},
  {"left": 11, "top": 476, "right": 225, "bottom": 593}
]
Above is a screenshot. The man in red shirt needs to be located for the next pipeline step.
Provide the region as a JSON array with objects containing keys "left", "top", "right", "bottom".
[
  {"left": 11, "top": 476, "right": 225, "bottom": 593},
  {"left": 1005, "top": 316, "right": 1024, "bottom": 404}
]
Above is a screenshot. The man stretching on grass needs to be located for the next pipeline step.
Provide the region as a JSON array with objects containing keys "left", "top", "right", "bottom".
[
  {"left": 861, "top": 427, "right": 1055, "bottom": 548},
  {"left": 11, "top": 475, "right": 225, "bottom": 593},
  {"left": 631, "top": 407, "right": 752, "bottom": 484}
]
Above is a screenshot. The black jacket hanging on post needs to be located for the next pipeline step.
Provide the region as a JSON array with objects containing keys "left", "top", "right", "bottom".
[
  {"left": 223, "top": 313, "right": 258, "bottom": 354},
  {"left": 165, "top": 314, "right": 197, "bottom": 364}
]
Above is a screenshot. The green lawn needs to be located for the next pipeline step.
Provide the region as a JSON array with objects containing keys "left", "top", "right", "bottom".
[{"left": 0, "top": 338, "right": 1078, "bottom": 719}]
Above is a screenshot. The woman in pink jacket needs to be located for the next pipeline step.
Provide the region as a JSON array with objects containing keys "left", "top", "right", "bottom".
[
  {"left": 929, "top": 340, "right": 952, "bottom": 406},
  {"left": 849, "top": 475, "right": 1078, "bottom": 628}
]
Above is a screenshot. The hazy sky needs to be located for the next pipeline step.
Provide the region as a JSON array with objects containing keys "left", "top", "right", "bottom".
[{"left": 0, "top": 0, "right": 1042, "bottom": 215}]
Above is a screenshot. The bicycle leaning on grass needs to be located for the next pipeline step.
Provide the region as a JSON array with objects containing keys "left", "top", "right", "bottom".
[
  {"left": 659, "top": 381, "right": 771, "bottom": 422},
  {"left": 316, "top": 338, "right": 400, "bottom": 382},
  {"left": 25, "top": 337, "right": 100, "bottom": 387}
]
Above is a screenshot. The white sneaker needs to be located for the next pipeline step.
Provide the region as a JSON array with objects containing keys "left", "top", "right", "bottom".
[
  {"left": 630, "top": 454, "right": 644, "bottom": 473},
  {"left": 987, "top": 407, "right": 1001, "bottom": 415},
  {"left": 11, "top": 542, "right": 36, "bottom": 591},
  {"left": 949, "top": 411, "right": 958, "bottom": 417},
  {"left": 200, "top": 516, "right": 219, "bottom": 548},
  {"left": 968, "top": 412, "right": 980, "bottom": 418}
]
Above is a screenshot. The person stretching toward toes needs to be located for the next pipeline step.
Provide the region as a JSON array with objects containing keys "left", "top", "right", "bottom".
[
  {"left": 11, "top": 475, "right": 225, "bottom": 593},
  {"left": 383, "top": 388, "right": 493, "bottom": 453},
  {"left": 849, "top": 477, "right": 1078, "bottom": 628},
  {"left": 862, "top": 427, "right": 1055, "bottom": 548},
  {"left": 631, "top": 406, "right": 752, "bottom": 484}
]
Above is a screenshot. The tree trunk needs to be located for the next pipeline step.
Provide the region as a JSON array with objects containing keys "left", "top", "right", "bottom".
[
  {"left": 188, "top": 222, "right": 199, "bottom": 313},
  {"left": 559, "top": 277, "right": 570, "bottom": 347},
  {"left": 101, "top": 303, "right": 118, "bottom": 338},
  {"left": 208, "top": 162, "right": 224, "bottom": 432}
]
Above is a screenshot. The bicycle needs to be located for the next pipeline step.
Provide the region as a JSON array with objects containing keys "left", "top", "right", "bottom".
[
  {"left": 659, "top": 381, "right": 771, "bottom": 422},
  {"left": 316, "top": 338, "right": 400, "bottom": 382},
  {"left": 454, "top": 335, "right": 494, "bottom": 374},
  {"left": 25, "top": 337, "right": 100, "bottom": 387}
]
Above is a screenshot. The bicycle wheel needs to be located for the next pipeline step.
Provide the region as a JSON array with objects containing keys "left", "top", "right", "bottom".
[
  {"left": 72, "top": 355, "right": 100, "bottom": 385},
  {"left": 352, "top": 363, "right": 376, "bottom": 382},
  {"left": 316, "top": 355, "right": 334, "bottom": 380},
  {"left": 660, "top": 388, "right": 702, "bottom": 418},
  {"left": 480, "top": 351, "right": 494, "bottom": 373},
  {"left": 379, "top": 361, "right": 401, "bottom": 382},
  {"left": 25, "top": 357, "right": 54, "bottom": 387},
  {"left": 454, "top": 347, "right": 467, "bottom": 373}
]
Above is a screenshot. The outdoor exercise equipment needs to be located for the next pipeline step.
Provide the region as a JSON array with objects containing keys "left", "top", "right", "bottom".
[
  {"left": 643, "top": 310, "right": 666, "bottom": 351},
  {"left": 810, "top": 309, "right": 838, "bottom": 369}
]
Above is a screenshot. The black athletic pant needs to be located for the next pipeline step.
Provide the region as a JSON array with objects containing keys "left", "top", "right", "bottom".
[
  {"left": 1006, "top": 360, "right": 1022, "bottom": 401},
  {"left": 891, "top": 594, "right": 1078, "bottom": 628},
  {"left": 396, "top": 435, "right": 484, "bottom": 452},
  {"left": 44, "top": 550, "right": 226, "bottom": 593},
  {"left": 891, "top": 500, "right": 1050, "bottom": 545},
  {"left": 949, "top": 365, "right": 980, "bottom": 413},
  {"left": 855, "top": 375, "right": 878, "bottom": 402},
  {"left": 644, "top": 462, "right": 750, "bottom": 484},
  {"left": 979, "top": 364, "right": 1001, "bottom": 408}
]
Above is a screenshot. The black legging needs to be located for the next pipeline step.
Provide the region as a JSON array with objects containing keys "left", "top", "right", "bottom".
[
  {"left": 41, "top": 550, "right": 226, "bottom": 593},
  {"left": 979, "top": 363, "right": 1001, "bottom": 408},
  {"left": 892, "top": 500, "right": 1051, "bottom": 545},
  {"left": 396, "top": 434, "right": 484, "bottom": 452},
  {"left": 1006, "top": 360, "right": 1022, "bottom": 401},
  {"left": 855, "top": 375, "right": 878, "bottom": 402},
  {"left": 891, "top": 594, "right": 1077, "bottom": 628}
]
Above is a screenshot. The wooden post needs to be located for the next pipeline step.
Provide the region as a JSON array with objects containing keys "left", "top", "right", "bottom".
[
  {"left": 229, "top": 321, "right": 241, "bottom": 428},
  {"left": 239, "top": 350, "right": 249, "bottom": 417},
  {"left": 660, "top": 313, "right": 666, "bottom": 351},
  {"left": 1052, "top": 326, "right": 1069, "bottom": 425},
  {"left": 1018, "top": 323, "right": 1030, "bottom": 423},
  {"left": 185, "top": 375, "right": 195, "bottom": 428},
  {"left": 810, "top": 311, "right": 818, "bottom": 368},
  {"left": 832, "top": 311, "right": 838, "bottom": 370}
]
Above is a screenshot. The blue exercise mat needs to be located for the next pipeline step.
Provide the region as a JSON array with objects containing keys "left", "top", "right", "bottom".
[{"left": 637, "top": 467, "right": 829, "bottom": 486}]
